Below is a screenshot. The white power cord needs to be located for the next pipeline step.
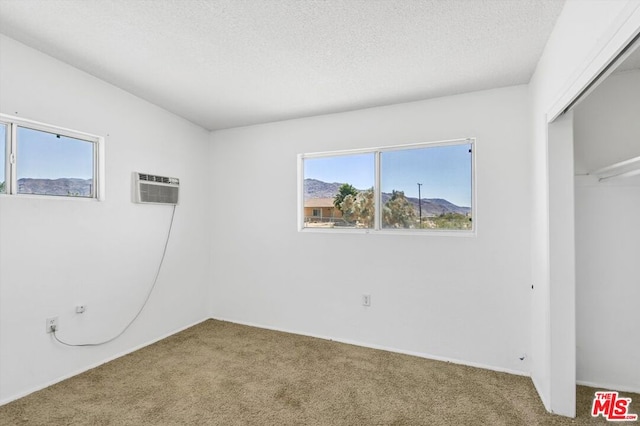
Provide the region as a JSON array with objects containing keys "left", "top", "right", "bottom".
[{"left": 52, "top": 205, "right": 177, "bottom": 347}]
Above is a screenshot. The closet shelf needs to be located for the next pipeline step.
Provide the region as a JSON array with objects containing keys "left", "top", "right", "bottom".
[{"left": 590, "top": 155, "right": 640, "bottom": 182}]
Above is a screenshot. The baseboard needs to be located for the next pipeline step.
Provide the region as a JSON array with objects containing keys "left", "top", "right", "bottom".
[
  {"left": 210, "top": 315, "right": 530, "bottom": 378},
  {"left": 0, "top": 317, "right": 209, "bottom": 406},
  {"left": 577, "top": 380, "right": 640, "bottom": 394}
]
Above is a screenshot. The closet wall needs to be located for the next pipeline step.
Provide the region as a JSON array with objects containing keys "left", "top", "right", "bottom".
[{"left": 574, "top": 69, "right": 640, "bottom": 392}]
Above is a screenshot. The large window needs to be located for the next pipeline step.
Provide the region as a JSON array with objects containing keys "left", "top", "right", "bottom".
[
  {"left": 299, "top": 138, "right": 474, "bottom": 233},
  {"left": 0, "top": 114, "right": 102, "bottom": 199}
]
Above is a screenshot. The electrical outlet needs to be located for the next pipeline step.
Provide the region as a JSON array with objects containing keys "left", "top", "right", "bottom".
[
  {"left": 45, "top": 316, "right": 58, "bottom": 333},
  {"left": 362, "top": 294, "right": 371, "bottom": 307},
  {"left": 76, "top": 305, "right": 86, "bottom": 314}
]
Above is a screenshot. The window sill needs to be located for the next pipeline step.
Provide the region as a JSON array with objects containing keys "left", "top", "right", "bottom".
[
  {"left": 0, "top": 193, "right": 102, "bottom": 202},
  {"left": 299, "top": 227, "right": 476, "bottom": 237}
]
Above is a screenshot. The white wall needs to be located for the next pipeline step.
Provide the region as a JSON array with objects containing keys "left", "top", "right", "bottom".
[
  {"left": 528, "top": 0, "right": 637, "bottom": 415},
  {"left": 0, "top": 36, "right": 211, "bottom": 403},
  {"left": 209, "top": 85, "right": 532, "bottom": 375},
  {"left": 573, "top": 70, "right": 640, "bottom": 393},
  {"left": 574, "top": 70, "right": 640, "bottom": 174}
]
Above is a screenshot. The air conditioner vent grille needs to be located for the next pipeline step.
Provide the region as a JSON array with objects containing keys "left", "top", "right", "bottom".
[
  {"left": 133, "top": 172, "right": 179, "bottom": 205},
  {"left": 138, "top": 173, "right": 179, "bottom": 184}
]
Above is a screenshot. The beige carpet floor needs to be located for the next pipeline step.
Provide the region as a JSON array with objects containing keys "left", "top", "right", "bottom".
[{"left": 0, "top": 320, "right": 637, "bottom": 425}]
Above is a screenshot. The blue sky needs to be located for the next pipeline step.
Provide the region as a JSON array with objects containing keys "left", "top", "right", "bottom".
[
  {"left": 304, "top": 143, "right": 472, "bottom": 207},
  {"left": 305, "top": 153, "right": 374, "bottom": 190},
  {"left": 15, "top": 127, "right": 94, "bottom": 180}
]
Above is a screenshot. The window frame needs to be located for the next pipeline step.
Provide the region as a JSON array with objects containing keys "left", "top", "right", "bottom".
[
  {"left": 298, "top": 138, "right": 476, "bottom": 236},
  {"left": 1, "top": 122, "right": 7, "bottom": 194},
  {"left": 0, "top": 114, "right": 104, "bottom": 200}
]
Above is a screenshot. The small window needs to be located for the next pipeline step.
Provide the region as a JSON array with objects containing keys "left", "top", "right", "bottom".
[
  {"left": 0, "top": 114, "right": 102, "bottom": 199},
  {"left": 16, "top": 127, "right": 95, "bottom": 197},
  {"left": 299, "top": 139, "right": 474, "bottom": 234}
]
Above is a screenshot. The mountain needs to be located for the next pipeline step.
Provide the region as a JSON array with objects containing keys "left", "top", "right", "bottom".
[
  {"left": 303, "top": 179, "right": 343, "bottom": 199},
  {"left": 18, "top": 178, "right": 93, "bottom": 197},
  {"left": 402, "top": 196, "right": 470, "bottom": 216},
  {"left": 304, "top": 178, "right": 470, "bottom": 216}
]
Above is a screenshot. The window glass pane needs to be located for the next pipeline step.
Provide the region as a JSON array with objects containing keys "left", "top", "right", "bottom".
[
  {"left": 16, "top": 126, "right": 94, "bottom": 197},
  {"left": 380, "top": 143, "right": 472, "bottom": 230},
  {"left": 0, "top": 124, "right": 6, "bottom": 194},
  {"left": 303, "top": 153, "right": 374, "bottom": 228}
]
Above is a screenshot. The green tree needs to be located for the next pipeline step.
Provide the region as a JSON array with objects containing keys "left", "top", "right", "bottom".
[
  {"left": 340, "top": 193, "right": 357, "bottom": 223},
  {"left": 0, "top": 181, "right": 5, "bottom": 193},
  {"left": 339, "top": 188, "right": 374, "bottom": 228},
  {"left": 333, "top": 183, "right": 358, "bottom": 212},
  {"left": 382, "top": 190, "right": 418, "bottom": 228},
  {"left": 355, "top": 188, "right": 374, "bottom": 228}
]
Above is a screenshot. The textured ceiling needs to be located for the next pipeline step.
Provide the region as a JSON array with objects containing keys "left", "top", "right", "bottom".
[{"left": 0, "top": 0, "right": 565, "bottom": 130}]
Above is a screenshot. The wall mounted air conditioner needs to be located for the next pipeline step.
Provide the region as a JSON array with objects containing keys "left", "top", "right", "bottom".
[{"left": 133, "top": 172, "right": 179, "bottom": 205}]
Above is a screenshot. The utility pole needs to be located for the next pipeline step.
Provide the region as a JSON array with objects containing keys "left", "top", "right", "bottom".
[{"left": 417, "top": 183, "right": 422, "bottom": 229}]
